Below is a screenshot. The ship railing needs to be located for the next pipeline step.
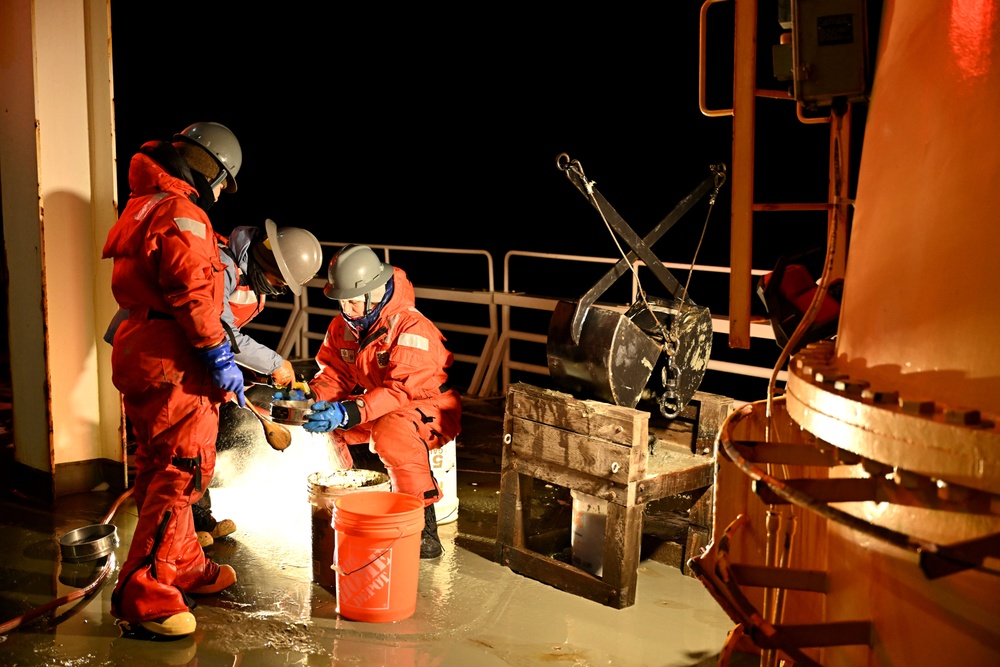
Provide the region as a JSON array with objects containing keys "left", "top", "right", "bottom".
[{"left": 242, "top": 244, "right": 784, "bottom": 401}]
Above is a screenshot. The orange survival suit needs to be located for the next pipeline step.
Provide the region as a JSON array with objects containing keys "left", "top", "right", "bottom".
[
  {"left": 310, "top": 267, "right": 462, "bottom": 506},
  {"left": 103, "top": 143, "right": 231, "bottom": 624}
]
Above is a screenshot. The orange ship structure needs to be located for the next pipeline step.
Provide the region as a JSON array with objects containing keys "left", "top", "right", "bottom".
[{"left": 692, "top": 1, "right": 1000, "bottom": 665}]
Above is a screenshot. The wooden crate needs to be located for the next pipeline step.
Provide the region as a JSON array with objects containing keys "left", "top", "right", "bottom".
[{"left": 494, "top": 382, "right": 731, "bottom": 609}]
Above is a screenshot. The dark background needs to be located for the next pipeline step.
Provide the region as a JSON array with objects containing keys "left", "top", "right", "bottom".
[
  {"left": 109, "top": 2, "right": 855, "bottom": 400},
  {"left": 109, "top": 3, "right": 782, "bottom": 265}
]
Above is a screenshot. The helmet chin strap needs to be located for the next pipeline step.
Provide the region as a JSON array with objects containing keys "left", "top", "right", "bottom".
[
  {"left": 209, "top": 168, "right": 228, "bottom": 191},
  {"left": 190, "top": 170, "right": 216, "bottom": 213},
  {"left": 246, "top": 251, "right": 283, "bottom": 296},
  {"left": 343, "top": 277, "right": 394, "bottom": 334}
]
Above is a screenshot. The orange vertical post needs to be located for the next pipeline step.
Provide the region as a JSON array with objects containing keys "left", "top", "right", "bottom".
[{"left": 729, "top": 0, "right": 758, "bottom": 349}]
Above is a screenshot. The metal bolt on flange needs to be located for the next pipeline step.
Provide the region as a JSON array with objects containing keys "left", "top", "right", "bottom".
[
  {"left": 794, "top": 353, "right": 831, "bottom": 369},
  {"left": 814, "top": 370, "right": 847, "bottom": 385},
  {"left": 899, "top": 397, "right": 936, "bottom": 415},
  {"left": 944, "top": 408, "right": 981, "bottom": 426},
  {"left": 861, "top": 388, "right": 899, "bottom": 404},
  {"left": 802, "top": 364, "right": 836, "bottom": 378},
  {"left": 834, "top": 378, "right": 870, "bottom": 395}
]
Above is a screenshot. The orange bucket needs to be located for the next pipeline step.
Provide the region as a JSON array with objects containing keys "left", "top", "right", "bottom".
[
  {"left": 332, "top": 491, "right": 424, "bottom": 622},
  {"left": 307, "top": 470, "right": 390, "bottom": 590}
]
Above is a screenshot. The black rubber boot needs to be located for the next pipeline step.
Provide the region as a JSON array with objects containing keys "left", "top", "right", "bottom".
[
  {"left": 192, "top": 490, "right": 216, "bottom": 533},
  {"left": 420, "top": 504, "right": 443, "bottom": 559}
]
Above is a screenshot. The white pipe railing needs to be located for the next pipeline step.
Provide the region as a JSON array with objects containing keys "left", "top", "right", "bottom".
[
  {"left": 243, "top": 245, "right": 785, "bottom": 400},
  {"left": 243, "top": 243, "right": 499, "bottom": 394}
]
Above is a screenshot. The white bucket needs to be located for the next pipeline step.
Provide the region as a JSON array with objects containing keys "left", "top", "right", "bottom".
[
  {"left": 570, "top": 489, "right": 608, "bottom": 576},
  {"left": 430, "top": 439, "right": 459, "bottom": 524}
]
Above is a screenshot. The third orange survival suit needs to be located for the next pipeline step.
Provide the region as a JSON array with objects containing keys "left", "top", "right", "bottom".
[{"left": 309, "top": 267, "right": 462, "bottom": 506}]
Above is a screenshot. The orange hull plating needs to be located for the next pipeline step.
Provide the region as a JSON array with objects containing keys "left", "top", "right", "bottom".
[{"left": 703, "top": 2, "right": 1000, "bottom": 664}]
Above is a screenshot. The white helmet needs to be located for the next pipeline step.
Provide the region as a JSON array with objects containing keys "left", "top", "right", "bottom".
[
  {"left": 323, "top": 245, "right": 393, "bottom": 300},
  {"left": 173, "top": 122, "right": 242, "bottom": 193},
  {"left": 264, "top": 219, "right": 323, "bottom": 296}
]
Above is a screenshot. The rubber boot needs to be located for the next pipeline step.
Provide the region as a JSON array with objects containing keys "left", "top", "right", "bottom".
[
  {"left": 189, "top": 564, "right": 237, "bottom": 595},
  {"left": 419, "top": 504, "right": 443, "bottom": 559},
  {"left": 138, "top": 611, "right": 197, "bottom": 638},
  {"left": 208, "top": 518, "right": 237, "bottom": 539}
]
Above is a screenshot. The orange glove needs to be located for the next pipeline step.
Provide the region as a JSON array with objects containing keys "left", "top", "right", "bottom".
[{"left": 271, "top": 359, "right": 295, "bottom": 386}]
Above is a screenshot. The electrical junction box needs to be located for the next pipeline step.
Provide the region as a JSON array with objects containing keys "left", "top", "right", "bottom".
[{"left": 791, "top": 0, "right": 868, "bottom": 107}]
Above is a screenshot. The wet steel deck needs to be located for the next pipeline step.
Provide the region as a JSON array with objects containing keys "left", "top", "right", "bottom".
[{"left": 0, "top": 397, "right": 747, "bottom": 667}]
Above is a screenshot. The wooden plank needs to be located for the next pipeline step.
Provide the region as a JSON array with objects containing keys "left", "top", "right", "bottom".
[
  {"left": 649, "top": 540, "right": 686, "bottom": 570},
  {"left": 497, "top": 382, "right": 728, "bottom": 610},
  {"left": 495, "top": 469, "right": 525, "bottom": 557},
  {"left": 509, "top": 456, "right": 632, "bottom": 506},
  {"left": 497, "top": 543, "right": 630, "bottom": 609},
  {"left": 684, "top": 525, "right": 711, "bottom": 576},
  {"left": 510, "top": 417, "right": 636, "bottom": 484},
  {"left": 648, "top": 391, "right": 733, "bottom": 457},
  {"left": 683, "top": 486, "right": 716, "bottom": 577},
  {"left": 508, "top": 453, "right": 714, "bottom": 508},
  {"left": 650, "top": 421, "right": 697, "bottom": 454},
  {"left": 636, "top": 459, "right": 715, "bottom": 502},
  {"left": 508, "top": 383, "right": 648, "bottom": 449},
  {"left": 647, "top": 441, "right": 714, "bottom": 477},
  {"left": 693, "top": 392, "right": 735, "bottom": 456},
  {"left": 688, "top": 486, "right": 714, "bottom": 528},
  {"left": 600, "top": 501, "right": 642, "bottom": 608}
]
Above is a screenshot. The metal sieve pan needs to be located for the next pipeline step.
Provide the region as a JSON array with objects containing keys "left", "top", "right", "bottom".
[
  {"left": 59, "top": 523, "right": 119, "bottom": 563},
  {"left": 270, "top": 399, "right": 314, "bottom": 425}
]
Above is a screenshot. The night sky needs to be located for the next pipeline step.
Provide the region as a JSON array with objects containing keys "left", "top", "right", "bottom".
[
  {"left": 109, "top": 3, "right": 757, "bottom": 263},
  {"left": 109, "top": 2, "right": 848, "bottom": 400}
]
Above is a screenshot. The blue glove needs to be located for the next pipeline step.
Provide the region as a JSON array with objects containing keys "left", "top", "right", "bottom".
[
  {"left": 199, "top": 341, "right": 246, "bottom": 408},
  {"left": 303, "top": 401, "right": 347, "bottom": 433},
  {"left": 273, "top": 388, "right": 306, "bottom": 401}
]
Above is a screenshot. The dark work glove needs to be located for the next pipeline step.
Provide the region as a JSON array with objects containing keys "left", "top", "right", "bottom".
[
  {"left": 303, "top": 401, "right": 347, "bottom": 433},
  {"left": 199, "top": 340, "right": 246, "bottom": 407}
]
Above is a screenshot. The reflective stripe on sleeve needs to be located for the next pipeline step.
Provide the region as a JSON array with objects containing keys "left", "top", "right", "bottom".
[
  {"left": 173, "top": 217, "right": 207, "bottom": 238},
  {"left": 398, "top": 332, "right": 429, "bottom": 351},
  {"left": 230, "top": 289, "right": 258, "bottom": 305}
]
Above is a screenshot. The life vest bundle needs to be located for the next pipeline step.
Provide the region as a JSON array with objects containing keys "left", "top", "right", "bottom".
[{"left": 756, "top": 249, "right": 842, "bottom": 353}]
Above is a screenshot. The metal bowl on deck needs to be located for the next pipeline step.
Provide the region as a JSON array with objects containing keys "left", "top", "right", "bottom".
[
  {"left": 270, "top": 399, "right": 313, "bottom": 425},
  {"left": 59, "top": 523, "right": 118, "bottom": 563}
]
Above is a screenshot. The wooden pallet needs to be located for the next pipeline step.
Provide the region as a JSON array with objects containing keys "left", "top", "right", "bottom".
[{"left": 494, "top": 382, "right": 732, "bottom": 609}]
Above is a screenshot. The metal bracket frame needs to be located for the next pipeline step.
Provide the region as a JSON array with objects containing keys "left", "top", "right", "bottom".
[{"left": 558, "top": 156, "right": 724, "bottom": 343}]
